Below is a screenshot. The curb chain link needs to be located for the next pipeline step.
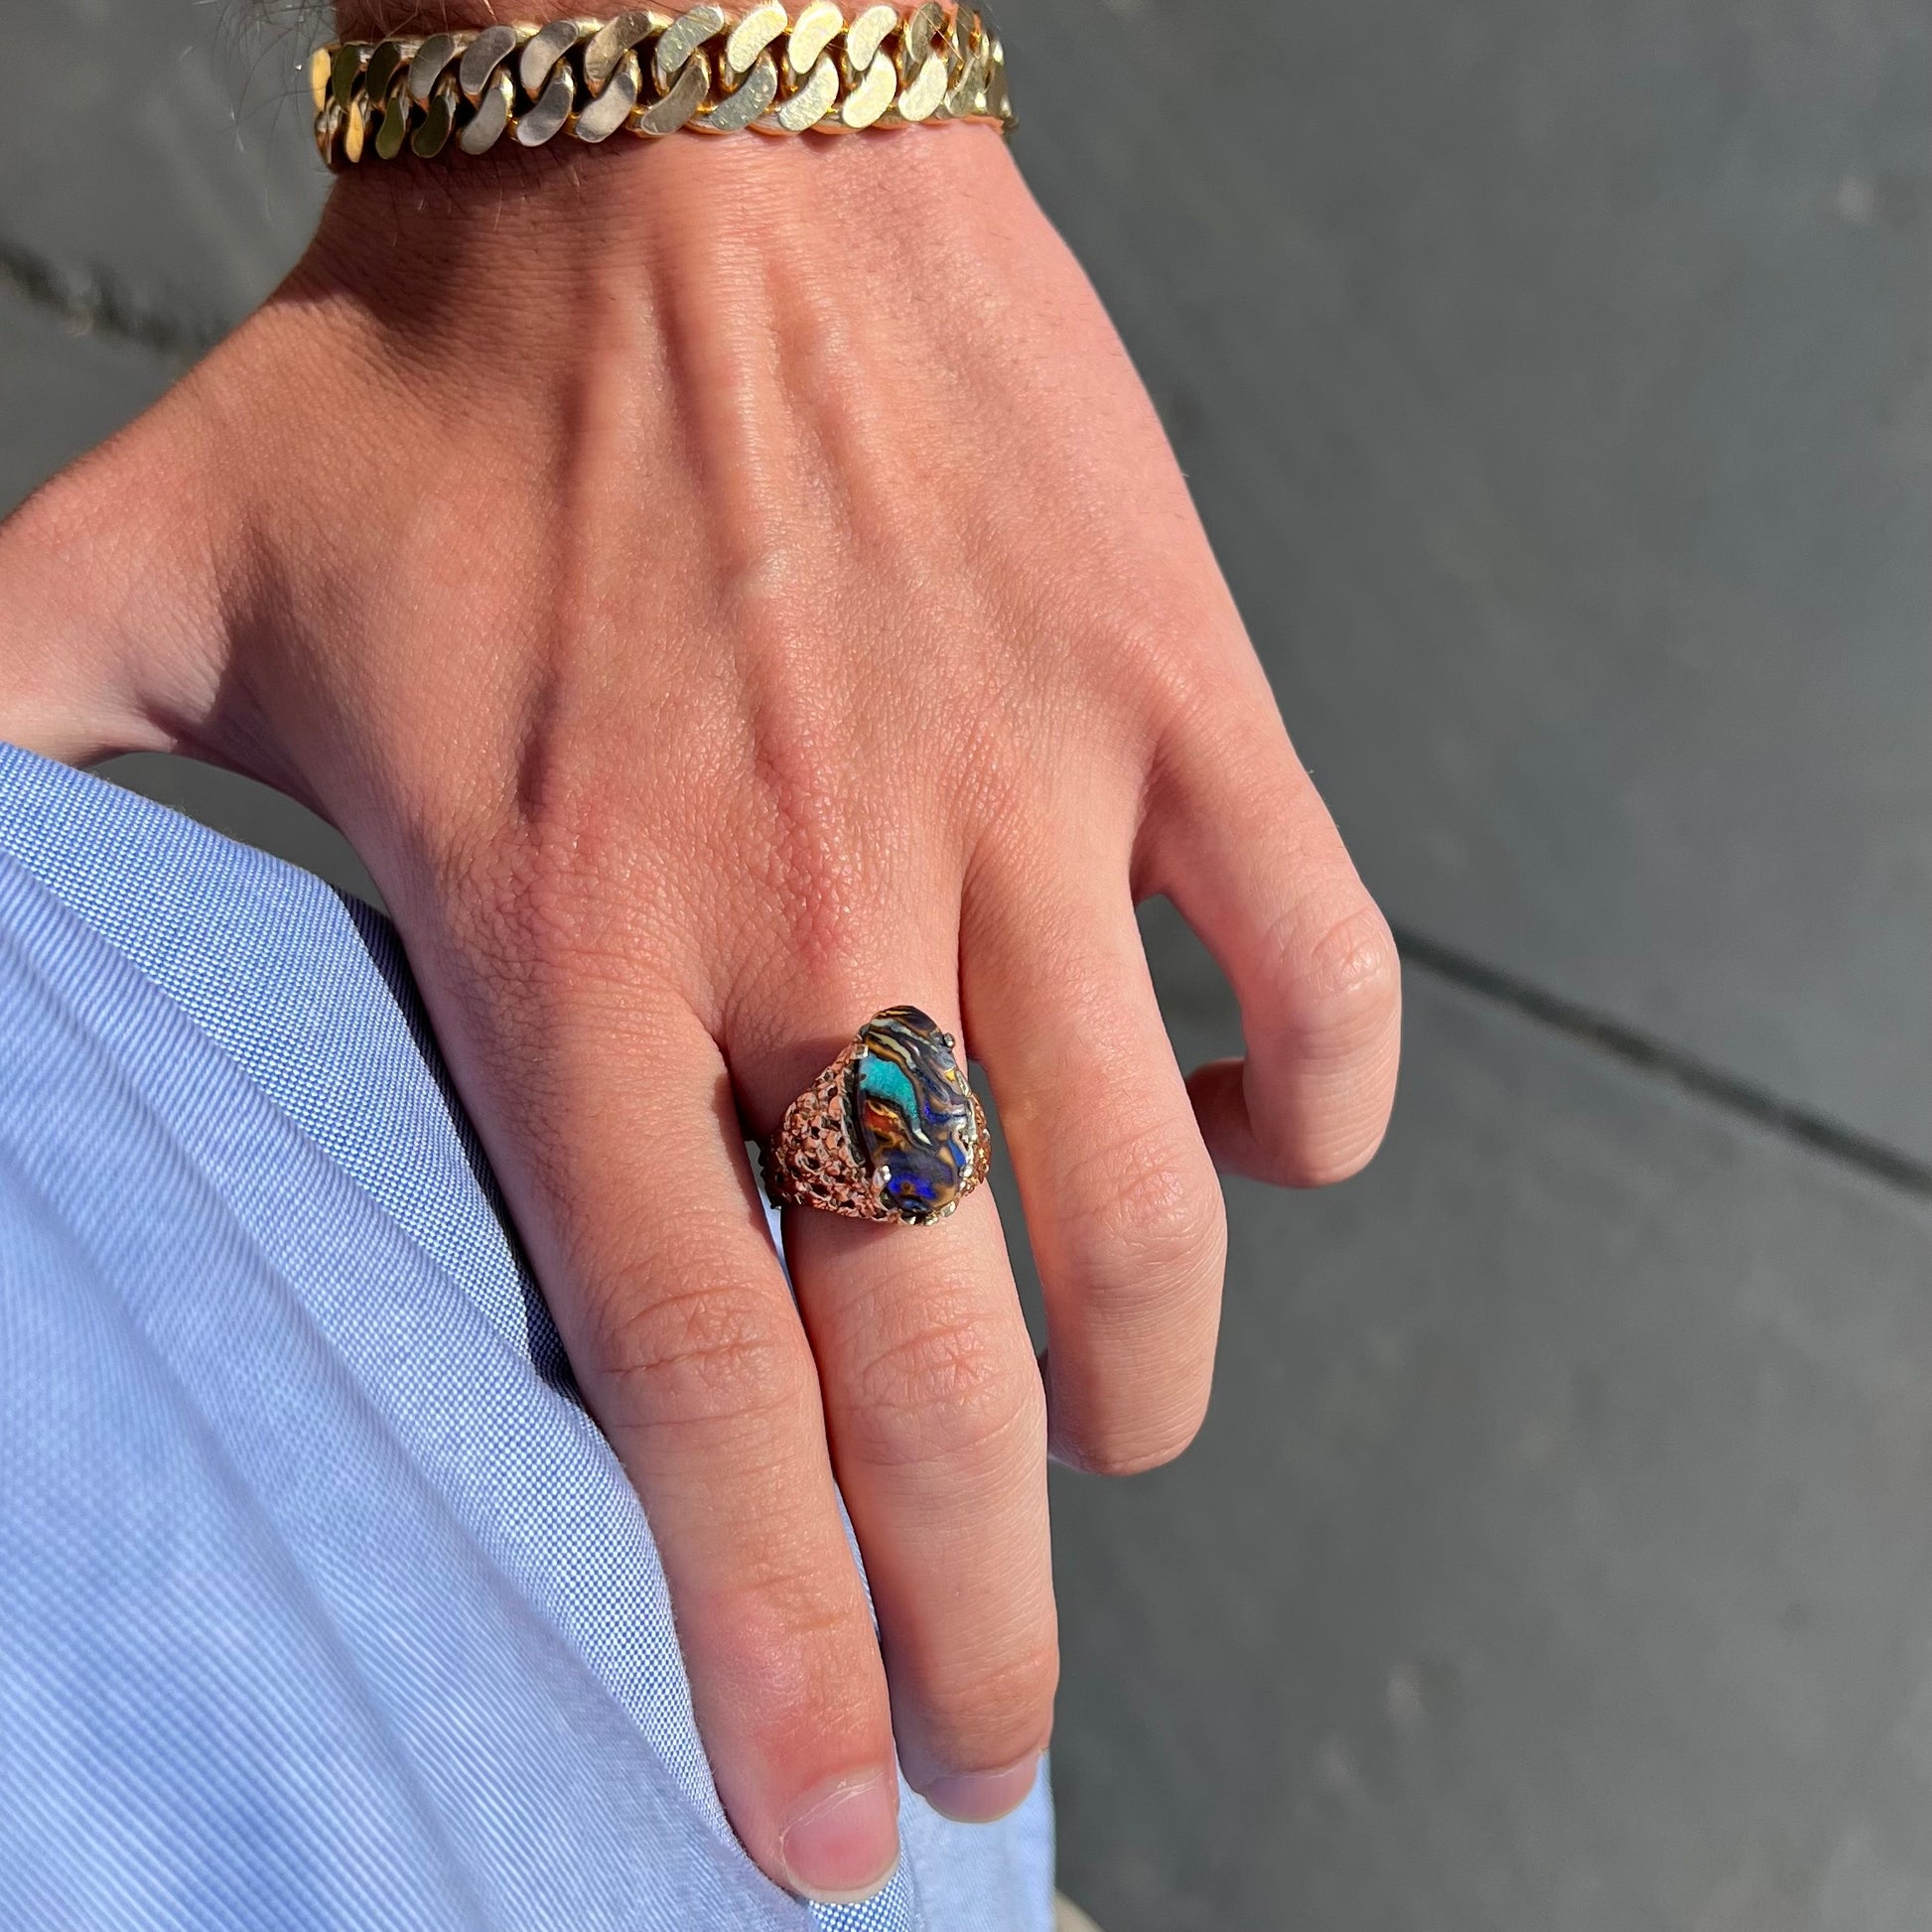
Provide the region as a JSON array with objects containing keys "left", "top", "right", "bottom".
[{"left": 312, "top": 2, "right": 1012, "bottom": 166}]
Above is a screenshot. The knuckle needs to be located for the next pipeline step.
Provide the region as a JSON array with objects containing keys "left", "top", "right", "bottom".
[
  {"left": 1063, "top": 1394, "right": 1209, "bottom": 1477},
  {"left": 1069, "top": 1115, "right": 1227, "bottom": 1317},
  {"left": 1102, "top": 587, "right": 1234, "bottom": 720},
  {"left": 727, "top": 1561, "right": 877, "bottom": 1681},
  {"left": 1273, "top": 897, "right": 1403, "bottom": 1059},
  {"left": 1273, "top": 1100, "right": 1396, "bottom": 1189},
  {"left": 920, "top": 1635, "right": 1061, "bottom": 1766},
  {"left": 1044, "top": 1117, "right": 1223, "bottom": 1477},
  {"left": 587, "top": 1276, "right": 809, "bottom": 1436},
  {"left": 434, "top": 805, "right": 648, "bottom": 1008},
  {"left": 724, "top": 1587, "right": 894, "bottom": 1766},
  {"left": 1242, "top": 898, "right": 1403, "bottom": 1188},
  {"left": 842, "top": 1306, "right": 1044, "bottom": 1472}
]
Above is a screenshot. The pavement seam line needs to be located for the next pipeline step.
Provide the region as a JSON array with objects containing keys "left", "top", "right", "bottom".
[
  {"left": 1393, "top": 923, "right": 1932, "bottom": 1203},
  {"left": 0, "top": 234, "right": 219, "bottom": 361}
]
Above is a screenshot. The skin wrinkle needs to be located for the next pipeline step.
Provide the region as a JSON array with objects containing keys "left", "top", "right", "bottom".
[
  {"left": 829, "top": 1292, "right": 1041, "bottom": 1458},
  {"left": 885, "top": 1644, "right": 1060, "bottom": 1782}
]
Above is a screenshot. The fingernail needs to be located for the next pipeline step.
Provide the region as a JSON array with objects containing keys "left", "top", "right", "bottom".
[
  {"left": 777, "top": 1772, "right": 899, "bottom": 1903},
  {"left": 920, "top": 1753, "right": 1041, "bottom": 1824}
]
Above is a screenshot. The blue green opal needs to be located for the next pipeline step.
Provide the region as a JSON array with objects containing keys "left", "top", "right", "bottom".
[{"left": 846, "top": 1006, "right": 977, "bottom": 1224}]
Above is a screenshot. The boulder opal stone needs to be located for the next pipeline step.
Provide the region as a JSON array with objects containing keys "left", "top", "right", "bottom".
[{"left": 846, "top": 1005, "right": 978, "bottom": 1224}]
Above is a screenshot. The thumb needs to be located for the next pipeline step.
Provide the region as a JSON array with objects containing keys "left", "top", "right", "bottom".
[{"left": 0, "top": 350, "right": 241, "bottom": 769}]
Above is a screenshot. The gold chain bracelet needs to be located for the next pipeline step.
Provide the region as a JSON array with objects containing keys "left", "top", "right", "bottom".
[{"left": 310, "top": 2, "right": 1012, "bottom": 167}]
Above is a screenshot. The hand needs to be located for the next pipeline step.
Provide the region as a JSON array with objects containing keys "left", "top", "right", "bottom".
[{"left": 0, "top": 120, "right": 1399, "bottom": 1899}]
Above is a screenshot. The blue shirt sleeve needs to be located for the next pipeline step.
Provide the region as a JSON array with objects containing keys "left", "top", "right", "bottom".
[{"left": 0, "top": 744, "right": 1053, "bottom": 1932}]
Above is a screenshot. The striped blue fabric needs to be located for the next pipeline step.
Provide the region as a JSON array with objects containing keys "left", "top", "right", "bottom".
[{"left": 0, "top": 744, "right": 1052, "bottom": 1932}]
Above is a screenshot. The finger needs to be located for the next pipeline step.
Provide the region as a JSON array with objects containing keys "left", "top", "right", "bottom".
[
  {"left": 963, "top": 846, "right": 1225, "bottom": 1475},
  {"left": 733, "top": 983, "right": 1056, "bottom": 1825},
  {"left": 470, "top": 993, "right": 900, "bottom": 1904},
  {"left": 1146, "top": 713, "right": 1401, "bottom": 1187}
]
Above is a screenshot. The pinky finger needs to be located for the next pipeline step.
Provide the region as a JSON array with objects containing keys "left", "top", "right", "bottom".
[{"left": 1145, "top": 718, "right": 1401, "bottom": 1187}]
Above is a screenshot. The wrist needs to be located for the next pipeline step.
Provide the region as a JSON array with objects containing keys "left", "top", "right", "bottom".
[
  {"left": 332, "top": 0, "right": 932, "bottom": 36},
  {"left": 335, "top": 3, "right": 566, "bottom": 32}
]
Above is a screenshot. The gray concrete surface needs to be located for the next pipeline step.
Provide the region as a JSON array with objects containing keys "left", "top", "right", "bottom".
[
  {"left": 1, "top": 0, "right": 321, "bottom": 341},
  {"left": 0, "top": 287, "right": 176, "bottom": 515},
  {"left": 2, "top": 1, "right": 1928, "bottom": 1927},
  {"left": 1010, "top": 0, "right": 1932, "bottom": 1168},
  {"left": 1017, "top": 909, "right": 1932, "bottom": 1932}
]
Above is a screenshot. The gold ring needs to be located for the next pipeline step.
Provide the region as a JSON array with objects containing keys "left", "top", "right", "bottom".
[{"left": 762, "top": 1005, "right": 990, "bottom": 1224}]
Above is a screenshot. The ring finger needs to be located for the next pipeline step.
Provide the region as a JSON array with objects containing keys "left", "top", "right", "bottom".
[{"left": 735, "top": 974, "right": 1056, "bottom": 1824}]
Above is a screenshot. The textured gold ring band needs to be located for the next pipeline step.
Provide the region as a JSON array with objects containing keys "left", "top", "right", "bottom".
[
  {"left": 311, "top": 2, "right": 1011, "bottom": 168},
  {"left": 763, "top": 1006, "right": 992, "bottom": 1226}
]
